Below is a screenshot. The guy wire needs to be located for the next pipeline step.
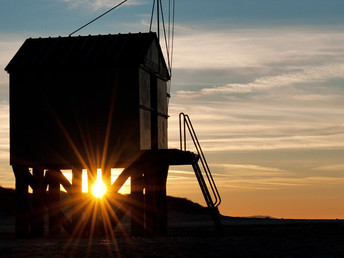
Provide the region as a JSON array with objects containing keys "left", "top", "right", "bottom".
[{"left": 69, "top": 0, "right": 128, "bottom": 36}]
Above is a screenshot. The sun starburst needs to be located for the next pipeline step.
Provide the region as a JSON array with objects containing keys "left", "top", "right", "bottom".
[{"left": 91, "top": 178, "right": 108, "bottom": 199}]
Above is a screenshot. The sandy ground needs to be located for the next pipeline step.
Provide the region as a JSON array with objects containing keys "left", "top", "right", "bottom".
[{"left": 1, "top": 215, "right": 344, "bottom": 257}]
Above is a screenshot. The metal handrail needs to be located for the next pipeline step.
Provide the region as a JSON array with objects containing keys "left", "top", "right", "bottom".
[{"left": 179, "top": 112, "right": 221, "bottom": 207}]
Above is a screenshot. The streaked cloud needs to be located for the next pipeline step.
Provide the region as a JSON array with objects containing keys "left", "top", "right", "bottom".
[
  {"left": 167, "top": 26, "right": 344, "bottom": 155},
  {"left": 176, "top": 63, "right": 344, "bottom": 98},
  {"left": 62, "top": 0, "right": 145, "bottom": 11},
  {"left": 173, "top": 28, "right": 344, "bottom": 69},
  {"left": 168, "top": 163, "right": 344, "bottom": 202},
  {"left": 313, "top": 164, "right": 344, "bottom": 171},
  {"left": 219, "top": 176, "right": 344, "bottom": 192},
  {"left": 168, "top": 100, "right": 344, "bottom": 152},
  {"left": 213, "top": 164, "right": 286, "bottom": 173}
]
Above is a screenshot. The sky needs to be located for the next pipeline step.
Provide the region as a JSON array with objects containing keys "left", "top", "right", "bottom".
[{"left": 1, "top": 0, "right": 344, "bottom": 219}]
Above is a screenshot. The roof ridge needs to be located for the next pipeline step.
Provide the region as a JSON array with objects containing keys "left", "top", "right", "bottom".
[
  {"left": 4, "top": 31, "right": 170, "bottom": 81},
  {"left": 26, "top": 32, "right": 156, "bottom": 40}
]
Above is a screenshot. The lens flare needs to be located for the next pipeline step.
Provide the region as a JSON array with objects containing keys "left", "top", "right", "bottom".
[{"left": 91, "top": 179, "right": 107, "bottom": 199}]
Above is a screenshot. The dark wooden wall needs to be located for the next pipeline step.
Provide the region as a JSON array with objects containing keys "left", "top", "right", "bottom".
[{"left": 10, "top": 67, "right": 148, "bottom": 169}]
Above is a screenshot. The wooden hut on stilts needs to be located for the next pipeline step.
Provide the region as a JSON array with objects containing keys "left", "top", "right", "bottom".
[
  {"left": 5, "top": 3, "right": 222, "bottom": 239},
  {"left": 5, "top": 32, "right": 174, "bottom": 237}
]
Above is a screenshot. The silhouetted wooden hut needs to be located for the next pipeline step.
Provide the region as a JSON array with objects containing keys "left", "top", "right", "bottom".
[
  {"left": 5, "top": 32, "right": 173, "bottom": 237},
  {"left": 5, "top": 32, "right": 222, "bottom": 238},
  {"left": 6, "top": 32, "right": 169, "bottom": 169}
]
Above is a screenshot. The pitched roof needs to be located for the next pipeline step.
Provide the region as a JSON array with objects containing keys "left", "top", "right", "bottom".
[{"left": 5, "top": 32, "right": 169, "bottom": 79}]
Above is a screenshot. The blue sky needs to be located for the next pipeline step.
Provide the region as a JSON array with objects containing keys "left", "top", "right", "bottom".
[{"left": 1, "top": 0, "right": 344, "bottom": 218}]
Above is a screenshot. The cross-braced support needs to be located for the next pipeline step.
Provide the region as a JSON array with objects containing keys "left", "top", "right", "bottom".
[{"left": 12, "top": 149, "right": 205, "bottom": 238}]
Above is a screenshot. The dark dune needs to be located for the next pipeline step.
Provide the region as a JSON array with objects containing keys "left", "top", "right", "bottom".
[{"left": 1, "top": 186, "right": 344, "bottom": 257}]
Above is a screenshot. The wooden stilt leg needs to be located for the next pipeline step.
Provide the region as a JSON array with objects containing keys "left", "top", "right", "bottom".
[
  {"left": 131, "top": 169, "right": 144, "bottom": 236},
  {"left": 12, "top": 165, "right": 30, "bottom": 238},
  {"left": 145, "top": 166, "right": 156, "bottom": 235},
  {"left": 155, "top": 164, "right": 169, "bottom": 234},
  {"left": 145, "top": 164, "right": 169, "bottom": 235},
  {"left": 72, "top": 167, "right": 83, "bottom": 236},
  {"left": 31, "top": 167, "right": 45, "bottom": 237},
  {"left": 46, "top": 170, "right": 61, "bottom": 236},
  {"left": 86, "top": 167, "right": 97, "bottom": 236},
  {"left": 100, "top": 168, "right": 111, "bottom": 233}
]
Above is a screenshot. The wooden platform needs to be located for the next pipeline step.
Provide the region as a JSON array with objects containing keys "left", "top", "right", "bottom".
[{"left": 140, "top": 149, "right": 198, "bottom": 166}]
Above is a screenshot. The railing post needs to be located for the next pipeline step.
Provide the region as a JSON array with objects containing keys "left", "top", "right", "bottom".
[
  {"left": 178, "top": 112, "right": 222, "bottom": 208},
  {"left": 179, "top": 112, "right": 183, "bottom": 150}
]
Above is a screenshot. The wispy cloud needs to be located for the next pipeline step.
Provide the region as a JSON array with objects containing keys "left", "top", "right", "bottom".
[
  {"left": 313, "top": 164, "right": 344, "bottom": 171},
  {"left": 168, "top": 164, "right": 344, "bottom": 195},
  {"left": 173, "top": 28, "right": 344, "bottom": 69},
  {"left": 167, "top": 26, "right": 344, "bottom": 153},
  {"left": 176, "top": 63, "right": 344, "bottom": 98},
  {"left": 214, "top": 164, "right": 285, "bottom": 173},
  {"left": 168, "top": 99, "right": 344, "bottom": 152},
  {"left": 62, "top": 0, "right": 145, "bottom": 11},
  {"left": 219, "top": 176, "right": 344, "bottom": 192},
  {"left": 185, "top": 133, "right": 344, "bottom": 152}
]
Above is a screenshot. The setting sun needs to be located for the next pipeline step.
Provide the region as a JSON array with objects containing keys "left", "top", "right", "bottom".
[
  {"left": 91, "top": 179, "right": 107, "bottom": 199},
  {"left": 90, "top": 169, "right": 108, "bottom": 199}
]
